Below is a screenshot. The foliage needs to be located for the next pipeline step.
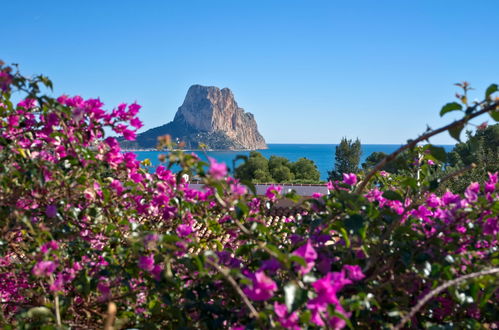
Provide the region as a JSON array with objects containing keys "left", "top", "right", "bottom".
[
  {"left": 235, "top": 152, "right": 321, "bottom": 183},
  {"left": 0, "top": 62, "right": 498, "bottom": 329},
  {"left": 442, "top": 124, "right": 499, "bottom": 193},
  {"left": 328, "top": 137, "right": 361, "bottom": 181}
]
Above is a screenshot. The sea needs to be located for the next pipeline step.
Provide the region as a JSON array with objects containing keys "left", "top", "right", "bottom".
[{"left": 133, "top": 144, "right": 454, "bottom": 181}]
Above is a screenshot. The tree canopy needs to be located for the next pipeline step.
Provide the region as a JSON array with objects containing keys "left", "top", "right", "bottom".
[
  {"left": 235, "top": 152, "right": 321, "bottom": 183},
  {"left": 328, "top": 137, "right": 361, "bottom": 181}
]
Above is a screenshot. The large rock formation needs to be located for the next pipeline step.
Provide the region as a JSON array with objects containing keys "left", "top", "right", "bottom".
[{"left": 120, "top": 85, "right": 267, "bottom": 150}]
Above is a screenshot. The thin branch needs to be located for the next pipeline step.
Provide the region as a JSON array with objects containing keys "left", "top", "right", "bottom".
[
  {"left": 205, "top": 258, "right": 260, "bottom": 319},
  {"left": 356, "top": 100, "right": 499, "bottom": 193},
  {"left": 393, "top": 267, "right": 499, "bottom": 330}
]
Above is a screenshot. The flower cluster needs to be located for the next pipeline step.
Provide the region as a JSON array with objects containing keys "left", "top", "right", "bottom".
[{"left": 0, "top": 62, "right": 497, "bottom": 329}]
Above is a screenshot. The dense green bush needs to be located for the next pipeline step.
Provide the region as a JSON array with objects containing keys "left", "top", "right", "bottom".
[{"left": 0, "top": 62, "right": 498, "bottom": 329}]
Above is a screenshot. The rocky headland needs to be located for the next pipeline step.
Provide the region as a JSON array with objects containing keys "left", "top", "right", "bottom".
[{"left": 120, "top": 85, "right": 267, "bottom": 150}]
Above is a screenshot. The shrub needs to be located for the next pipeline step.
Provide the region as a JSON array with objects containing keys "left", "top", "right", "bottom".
[{"left": 0, "top": 62, "right": 498, "bottom": 329}]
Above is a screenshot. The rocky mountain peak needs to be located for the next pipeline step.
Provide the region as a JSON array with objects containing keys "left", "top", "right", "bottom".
[{"left": 121, "top": 85, "right": 267, "bottom": 150}]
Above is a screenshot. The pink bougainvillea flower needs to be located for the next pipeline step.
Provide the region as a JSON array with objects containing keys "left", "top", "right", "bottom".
[
  {"left": 312, "top": 192, "right": 324, "bottom": 199},
  {"left": 265, "top": 185, "right": 282, "bottom": 202},
  {"left": 464, "top": 182, "right": 480, "bottom": 202},
  {"left": 230, "top": 182, "right": 247, "bottom": 195},
  {"left": 40, "top": 241, "right": 59, "bottom": 253},
  {"left": 138, "top": 255, "right": 155, "bottom": 272},
  {"left": 109, "top": 179, "right": 124, "bottom": 194},
  {"left": 483, "top": 218, "right": 498, "bottom": 236},
  {"left": 17, "top": 98, "right": 37, "bottom": 109},
  {"left": 342, "top": 173, "right": 357, "bottom": 186},
  {"left": 292, "top": 240, "right": 317, "bottom": 274},
  {"left": 243, "top": 270, "right": 277, "bottom": 301},
  {"left": 130, "top": 117, "right": 143, "bottom": 129},
  {"left": 127, "top": 103, "right": 142, "bottom": 117},
  {"left": 274, "top": 302, "right": 300, "bottom": 330},
  {"left": 49, "top": 274, "right": 64, "bottom": 292},
  {"left": 342, "top": 265, "right": 365, "bottom": 281},
  {"left": 32, "top": 261, "right": 57, "bottom": 277},
  {"left": 176, "top": 224, "right": 193, "bottom": 238},
  {"left": 208, "top": 157, "right": 227, "bottom": 180},
  {"left": 45, "top": 205, "right": 57, "bottom": 218},
  {"left": 151, "top": 264, "right": 163, "bottom": 281}
]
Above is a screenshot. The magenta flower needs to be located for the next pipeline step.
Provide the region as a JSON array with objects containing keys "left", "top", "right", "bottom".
[
  {"left": 49, "top": 274, "right": 64, "bottom": 292},
  {"left": 274, "top": 302, "right": 300, "bottom": 330},
  {"left": 483, "top": 218, "right": 498, "bottom": 236},
  {"left": 0, "top": 71, "right": 13, "bottom": 91},
  {"left": 342, "top": 173, "right": 357, "bottom": 186},
  {"left": 208, "top": 157, "right": 227, "bottom": 180},
  {"left": 464, "top": 182, "right": 480, "bottom": 202},
  {"left": 130, "top": 117, "right": 143, "bottom": 129},
  {"left": 138, "top": 255, "right": 155, "bottom": 271},
  {"left": 45, "top": 205, "right": 57, "bottom": 218},
  {"left": 40, "top": 241, "right": 59, "bottom": 253},
  {"left": 312, "top": 192, "right": 324, "bottom": 199},
  {"left": 230, "top": 183, "right": 247, "bottom": 195},
  {"left": 176, "top": 224, "right": 193, "bottom": 238},
  {"left": 292, "top": 240, "right": 317, "bottom": 274},
  {"left": 243, "top": 270, "right": 277, "bottom": 301},
  {"left": 109, "top": 179, "right": 124, "bottom": 194},
  {"left": 265, "top": 185, "right": 282, "bottom": 202},
  {"left": 122, "top": 129, "right": 137, "bottom": 141},
  {"left": 17, "top": 98, "right": 37, "bottom": 109},
  {"left": 342, "top": 265, "right": 365, "bottom": 281},
  {"left": 97, "top": 280, "right": 110, "bottom": 299},
  {"left": 485, "top": 172, "right": 498, "bottom": 193},
  {"left": 32, "top": 261, "right": 57, "bottom": 277},
  {"left": 151, "top": 264, "right": 163, "bottom": 281}
]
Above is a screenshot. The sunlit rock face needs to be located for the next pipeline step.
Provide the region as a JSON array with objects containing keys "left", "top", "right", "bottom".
[{"left": 121, "top": 85, "right": 267, "bottom": 150}]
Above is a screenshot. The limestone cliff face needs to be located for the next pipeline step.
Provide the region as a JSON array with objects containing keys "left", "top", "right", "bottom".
[
  {"left": 120, "top": 85, "right": 267, "bottom": 150},
  {"left": 173, "top": 85, "right": 267, "bottom": 149}
]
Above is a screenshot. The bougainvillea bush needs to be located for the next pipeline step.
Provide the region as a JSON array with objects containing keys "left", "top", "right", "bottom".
[{"left": 0, "top": 61, "right": 498, "bottom": 329}]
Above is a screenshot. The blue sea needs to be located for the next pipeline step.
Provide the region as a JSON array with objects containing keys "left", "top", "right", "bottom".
[{"left": 133, "top": 144, "right": 454, "bottom": 181}]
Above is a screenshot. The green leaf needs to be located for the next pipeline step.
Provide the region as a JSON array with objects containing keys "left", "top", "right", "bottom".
[
  {"left": 401, "top": 177, "right": 418, "bottom": 190},
  {"left": 382, "top": 190, "right": 404, "bottom": 202},
  {"left": 344, "top": 214, "right": 365, "bottom": 234},
  {"left": 489, "top": 108, "right": 499, "bottom": 122},
  {"left": 448, "top": 123, "right": 464, "bottom": 141},
  {"left": 428, "top": 145, "right": 447, "bottom": 162},
  {"left": 485, "top": 83, "right": 498, "bottom": 100},
  {"left": 440, "top": 102, "right": 462, "bottom": 117},
  {"left": 289, "top": 255, "right": 307, "bottom": 267}
]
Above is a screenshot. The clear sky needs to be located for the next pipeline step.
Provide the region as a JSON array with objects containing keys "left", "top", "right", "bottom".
[{"left": 3, "top": 1, "right": 498, "bottom": 144}]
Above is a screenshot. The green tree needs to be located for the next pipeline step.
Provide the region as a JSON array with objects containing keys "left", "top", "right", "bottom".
[
  {"left": 234, "top": 151, "right": 271, "bottom": 182},
  {"left": 328, "top": 137, "right": 361, "bottom": 181},
  {"left": 272, "top": 165, "right": 294, "bottom": 182},
  {"left": 269, "top": 156, "right": 294, "bottom": 182},
  {"left": 291, "top": 157, "right": 320, "bottom": 182},
  {"left": 362, "top": 151, "right": 411, "bottom": 174},
  {"left": 443, "top": 124, "right": 499, "bottom": 192}
]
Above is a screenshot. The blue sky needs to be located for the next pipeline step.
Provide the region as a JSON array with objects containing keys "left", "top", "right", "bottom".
[{"left": 3, "top": 0, "right": 498, "bottom": 144}]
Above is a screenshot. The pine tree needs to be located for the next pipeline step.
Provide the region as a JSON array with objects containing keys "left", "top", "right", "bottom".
[{"left": 328, "top": 137, "right": 361, "bottom": 181}]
